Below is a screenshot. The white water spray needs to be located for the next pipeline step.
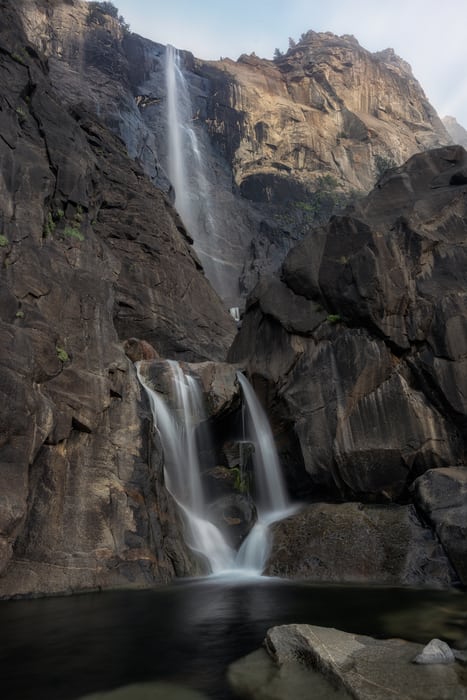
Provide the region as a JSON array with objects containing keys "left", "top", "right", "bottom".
[{"left": 137, "top": 362, "right": 294, "bottom": 576}]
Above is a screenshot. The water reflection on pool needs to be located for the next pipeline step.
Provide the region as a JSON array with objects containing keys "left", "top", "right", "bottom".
[{"left": 0, "top": 577, "right": 465, "bottom": 699}]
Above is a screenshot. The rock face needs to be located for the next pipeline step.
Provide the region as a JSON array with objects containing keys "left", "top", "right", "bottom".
[
  {"left": 15, "top": 1, "right": 452, "bottom": 302},
  {"left": 265, "top": 503, "right": 455, "bottom": 586},
  {"left": 0, "top": 1, "right": 234, "bottom": 597},
  {"left": 230, "top": 145, "right": 467, "bottom": 583},
  {"left": 414, "top": 468, "right": 467, "bottom": 586},
  {"left": 195, "top": 36, "right": 451, "bottom": 293},
  {"left": 443, "top": 116, "right": 467, "bottom": 149},
  {"left": 202, "top": 36, "right": 449, "bottom": 198}
]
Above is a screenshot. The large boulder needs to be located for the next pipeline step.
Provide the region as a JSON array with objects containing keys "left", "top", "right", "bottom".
[
  {"left": 264, "top": 503, "right": 455, "bottom": 586},
  {"left": 413, "top": 467, "right": 467, "bottom": 586},
  {"left": 228, "top": 624, "right": 467, "bottom": 700}
]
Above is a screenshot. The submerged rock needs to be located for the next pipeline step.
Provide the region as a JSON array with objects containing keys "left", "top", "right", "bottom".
[
  {"left": 228, "top": 647, "right": 351, "bottom": 700},
  {"left": 206, "top": 494, "right": 257, "bottom": 549},
  {"left": 79, "top": 681, "right": 210, "bottom": 700}
]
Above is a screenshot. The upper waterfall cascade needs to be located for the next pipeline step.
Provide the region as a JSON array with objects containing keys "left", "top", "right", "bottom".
[
  {"left": 137, "top": 361, "right": 295, "bottom": 576},
  {"left": 165, "top": 45, "right": 233, "bottom": 305}
]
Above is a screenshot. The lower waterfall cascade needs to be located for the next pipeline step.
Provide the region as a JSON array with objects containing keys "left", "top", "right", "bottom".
[{"left": 137, "top": 361, "right": 295, "bottom": 576}]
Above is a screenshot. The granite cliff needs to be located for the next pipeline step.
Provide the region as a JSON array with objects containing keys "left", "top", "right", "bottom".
[
  {"left": 0, "top": 0, "right": 234, "bottom": 597},
  {"left": 444, "top": 115, "right": 467, "bottom": 149},
  {"left": 15, "top": 0, "right": 452, "bottom": 302},
  {"left": 229, "top": 145, "right": 467, "bottom": 585}
]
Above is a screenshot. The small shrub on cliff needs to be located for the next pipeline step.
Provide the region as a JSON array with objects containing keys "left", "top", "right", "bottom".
[
  {"left": 15, "top": 106, "right": 26, "bottom": 124},
  {"left": 11, "top": 49, "right": 28, "bottom": 65},
  {"left": 43, "top": 213, "right": 55, "bottom": 237},
  {"left": 0, "top": 234, "right": 8, "bottom": 247},
  {"left": 56, "top": 346, "right": 69, "bottom": 363},
  {"left": 375, "top": 154, "right": 397, "bottom": 178},
  {"left": 230, "top": 467, "right": 250, "bottom": 494},
  {"left": 87, "top": 2, "right": 130, "bottom": 31},
  {"left": 327, "top": 314, "right": 342, "bottom": 324},
  {"left": 63, "top": 225, "right": 84, "bottom": 242}
]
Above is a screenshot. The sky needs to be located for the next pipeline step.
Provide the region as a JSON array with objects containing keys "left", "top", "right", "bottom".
[{"left": 109, "top": 0, "right": 467, "bottom": 128}]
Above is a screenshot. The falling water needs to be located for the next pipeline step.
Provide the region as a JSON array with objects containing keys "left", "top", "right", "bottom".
[
  {"left": 165, "top": 45, "right": 193, "bottom": 229},
  {"left": 137, "top": 362, "right": 294, "bottom": 576},
  {"left": 164, "top": 45, "right": 232, "bottom": 304},
  {"left": 235, "top": 372, "right": 294, "bottom": 571},
  {"left": 236, "top": 373, "right": 289, "bottom": 515},
  {"left": 136, "top": 362, "right": 235, "bottom": 573}
]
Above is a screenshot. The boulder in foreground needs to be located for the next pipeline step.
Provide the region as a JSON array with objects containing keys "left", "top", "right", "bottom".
[{"left": 229, "top": 624, "right": 467, "bottom": 700}]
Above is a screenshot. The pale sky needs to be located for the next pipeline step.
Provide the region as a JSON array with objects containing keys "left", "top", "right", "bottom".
[{"left": 108, "top": 0, "right": 467, "bottom": 128}]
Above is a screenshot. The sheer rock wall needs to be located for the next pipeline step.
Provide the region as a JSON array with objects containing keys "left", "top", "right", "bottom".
[{"left": 0, "top": 0, "right": 234, "bottom": 597}]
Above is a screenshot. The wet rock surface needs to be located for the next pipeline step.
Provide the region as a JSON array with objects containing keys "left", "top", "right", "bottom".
[
  {"left": 206, "top": 494, "right": 257, "bottom": 549},
  {"left": 414, "top": 467, "right": 467, "bottom": 586},
  {"left": 264, "top": 503, "right": 456, "bottom": 586}
]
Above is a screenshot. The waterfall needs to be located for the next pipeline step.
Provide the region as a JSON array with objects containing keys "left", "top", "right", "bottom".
[
  {"left": 165, "top": 45, "right": 193, "bottom": 231},
  {"left": 137, "top": 362, "right": 294, "bottom": 576},
  {"left": 165, "top": 45, "right": 225, "bottom": 300},
  {"left": 136, "top": 362, "right": 235, "bottom": 573},
  {"left": 235, "top": 372, "right": 294, "bottom": 571},
  {"left": 236, "top": 373, "right": 289, "bottom": 516}
]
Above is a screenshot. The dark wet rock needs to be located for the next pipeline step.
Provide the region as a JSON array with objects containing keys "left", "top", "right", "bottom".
[
  {"left": 228, "top": 647, "right": 352, "bottom": 700},
  {"left": 202, "top": 462, "right": 252, "bottom": 499},
  {"left": 265, "top": 502, "right": 456, "bottom": 586},
  {"left": 202, "top": 466, "right": 240, "bottom": 499},
  {"left": 413, "top": 467, "right": 467, "bottom": 586},
  {"left": 123, "top": 338, "right": 160, "bottom": 363},
  {"left": 189, "top": 362, "right": 241, "bottom": 417},
  {"left": 206, "top": 494, "right": 257, "bottom": 549}
]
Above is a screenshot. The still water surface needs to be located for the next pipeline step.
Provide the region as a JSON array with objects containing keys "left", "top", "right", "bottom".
[{"left": 0, "top": 577, "right": 465, "bottom": 699}]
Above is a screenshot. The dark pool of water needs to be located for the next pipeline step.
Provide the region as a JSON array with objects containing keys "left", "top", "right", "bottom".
[{"left": 0, "top": 576, "right": 465, "bottom": 700}]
